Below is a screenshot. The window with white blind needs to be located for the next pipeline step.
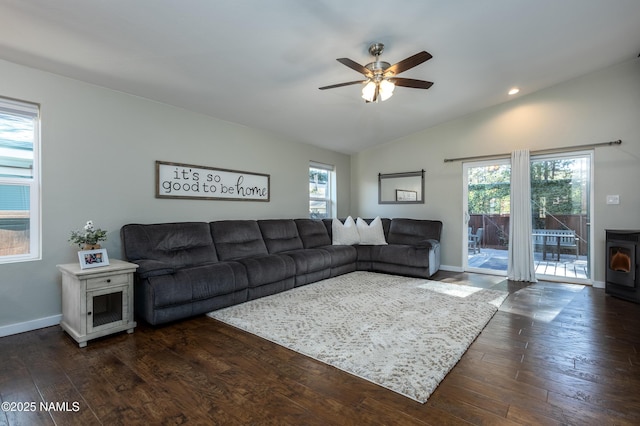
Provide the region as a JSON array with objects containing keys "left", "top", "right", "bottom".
[
  {"left": 0, "top": 97, "right": 40, "bottom": 263},
  {"left": 309, "top": 162, "right": 335, "bottom": 219}
]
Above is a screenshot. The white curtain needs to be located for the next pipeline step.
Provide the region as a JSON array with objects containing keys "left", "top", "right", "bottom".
[{"left": 507, "top": 149, "right": 537, "bottom": 282}]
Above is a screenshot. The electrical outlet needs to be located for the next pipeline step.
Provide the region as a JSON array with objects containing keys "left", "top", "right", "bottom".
[{"left": 606, "top": 195, "right": 620, "bottom": 205}]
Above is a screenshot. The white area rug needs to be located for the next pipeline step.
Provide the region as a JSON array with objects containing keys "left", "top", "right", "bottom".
[{"left": 208, "top": 271, "right": 508, "bottom": 403}]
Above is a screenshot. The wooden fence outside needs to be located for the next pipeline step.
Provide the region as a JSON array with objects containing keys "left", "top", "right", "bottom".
[{"left": 469, "top": 214, "right": 588, "bottom": 255}]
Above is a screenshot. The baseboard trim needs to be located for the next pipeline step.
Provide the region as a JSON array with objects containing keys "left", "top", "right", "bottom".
[
  {"left": 0, "top": 314, "right": 61, "bottom": 338},
  {"left": 592, "top": 280, "right": 605, "bottom": 289},
  {"left": 439, "top": 264, "right": 463, "bottom": 273}
]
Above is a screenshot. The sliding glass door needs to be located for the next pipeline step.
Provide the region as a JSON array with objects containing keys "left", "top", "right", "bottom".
[
  {"left": 530, "top": 152, "right": 591, "bottom": 281},
  {"left": 463, "top": 160, "right": 511, "bottom": 275},
  {"left": 463, "top": 151, "right": 592, "bottom": 282}
]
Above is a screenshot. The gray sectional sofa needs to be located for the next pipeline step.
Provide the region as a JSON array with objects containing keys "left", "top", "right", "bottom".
[{"left": 121, "top": 218, "right": 442, "bottom": 325}]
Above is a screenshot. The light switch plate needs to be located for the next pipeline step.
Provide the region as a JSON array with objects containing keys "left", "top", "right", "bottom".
[{"left": 606, "top": 195, "right": 620, "bottom": 205}]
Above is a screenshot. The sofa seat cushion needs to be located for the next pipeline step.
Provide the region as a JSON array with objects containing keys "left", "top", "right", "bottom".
[
  {"left": 236, "top": 254, "right": 296, "bottom": 288},
  {"left": 354, "top": 244, "right": 384, "bottom": 262},
  {"left": 281, "top": 248, "right": 331, "bottom": 274},
  {"left": 319, "top": 245, "right": 357, "bottom": 267},
  {"left": 375, "top": 244, "right": 431, "bottom": 268},
  {"left": 147, "top": 262, "right": 247, "bottom": 308}
]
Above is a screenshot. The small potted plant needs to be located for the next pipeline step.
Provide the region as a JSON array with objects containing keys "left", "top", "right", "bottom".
[{"left": 69, "top": 220, "right": 107, "bottom": 250}]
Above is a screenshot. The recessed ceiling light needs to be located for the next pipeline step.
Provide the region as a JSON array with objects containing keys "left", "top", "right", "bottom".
[{"left": 508, "top": 87, "right": 520, "bottom": 95}]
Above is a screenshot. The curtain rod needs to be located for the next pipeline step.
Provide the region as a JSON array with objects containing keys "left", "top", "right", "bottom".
[{"left": 443, "top": 139, "right": 622, "bottom": 163}]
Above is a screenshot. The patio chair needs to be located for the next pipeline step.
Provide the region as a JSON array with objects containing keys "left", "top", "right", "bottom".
[{"left": 469, "top": 227, "right": 484, "bottom": 254}]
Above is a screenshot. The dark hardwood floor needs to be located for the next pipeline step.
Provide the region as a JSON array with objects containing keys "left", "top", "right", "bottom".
[{"left": 1, "top": 271, "right": 639, "bottom": 425}]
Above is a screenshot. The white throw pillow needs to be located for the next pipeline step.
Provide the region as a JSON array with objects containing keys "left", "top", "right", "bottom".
[
  {"left": 332, "top": 216, "right": 360, "bottom": 245},
  {"left": 356, "top": 216, "right": 388, "bottom": 245}
]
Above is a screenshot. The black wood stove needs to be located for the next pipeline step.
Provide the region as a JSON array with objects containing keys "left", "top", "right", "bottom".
[{"left": 606, "top": 230, "right": 640, "bottom": 303}]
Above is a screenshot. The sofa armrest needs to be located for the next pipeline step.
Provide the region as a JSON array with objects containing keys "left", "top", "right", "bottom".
[
  {"left": 415, "top": 239, "right": 437, "bottom": 250},
  {"left": 135, "top": 259, "right": 176, "bottom": 279},
  {"left": 426, "top": 240, "right": 441, "bottom": 277},
  {"left": 415, "top": 239, "right": 441, "bottom": 277}
]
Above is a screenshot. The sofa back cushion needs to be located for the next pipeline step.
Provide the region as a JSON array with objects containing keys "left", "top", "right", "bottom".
[
  {"left": 210, "top": 220, "right": 269, "bottom": 260},
  {"left": 387, "top": 219, "right": 443, "bottom": 245},
  {"left": 294, "top": 219, "right": 331, "bottom": 248},
  {"left": 258, "top": 219, "right": 304, "bottom": 253},
  {"left": 121, "top": 222, "right": 218, "bottom": 268}
]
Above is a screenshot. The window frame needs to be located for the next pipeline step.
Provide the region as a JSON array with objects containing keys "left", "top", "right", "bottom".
[
  {"left": 309, "top": 162, "right": 335, "bottom": 219},
  {"left": 0, "top": 96, "right": 41, "bottom": 264}
]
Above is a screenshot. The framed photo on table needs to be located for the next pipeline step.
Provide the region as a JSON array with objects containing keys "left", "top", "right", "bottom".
[{"left": 78, "top": 249, "right": 110, "bottom": 269}]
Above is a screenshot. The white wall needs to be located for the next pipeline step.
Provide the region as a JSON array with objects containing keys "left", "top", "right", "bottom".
[
  {"left": 2, "top": 57, "right": 638, "bottom": 334},
  {"left": 352, "top": 58, "right": 640, "bottom": 284},
  {"left": 0, "top": 59, "right": 351, "bottom": 333}
]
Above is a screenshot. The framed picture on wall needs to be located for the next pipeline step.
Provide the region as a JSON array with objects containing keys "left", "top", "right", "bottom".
[
  {"left": 379, "top": 170, "right": 425, "bottom": 204},
  {"left": 396, "top": 189, "right": 418, "bottom": 202},
  {"left": 155, "top": 160, "right": 270, "bottom": 202}
]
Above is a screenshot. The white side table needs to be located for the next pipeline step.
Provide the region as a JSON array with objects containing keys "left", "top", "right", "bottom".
[{"left": 57, "top": 259, "right": 138, "bottom": 348}]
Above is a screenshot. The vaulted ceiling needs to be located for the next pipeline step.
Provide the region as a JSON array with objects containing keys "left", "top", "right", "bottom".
[{"left": 1, "top": 0, "right": 639, "bottom": 154}]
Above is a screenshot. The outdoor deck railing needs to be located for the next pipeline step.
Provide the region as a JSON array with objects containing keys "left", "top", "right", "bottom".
[{"left": 468, "top": 214, "right": 588, "bottom": 255}]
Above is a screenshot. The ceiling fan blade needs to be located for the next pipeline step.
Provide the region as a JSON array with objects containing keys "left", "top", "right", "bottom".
[
  {"left": 336, "top": 58, "right": 373, "bottom": 77},
  {"left": 391, "top": 78, "right": 434, "bottom": 89},
  {"left": 384, "top": 51, "right": 432, "bottom": 76},
  {"left": 318, "top": 80, "right": 366, "bottom": 90}
]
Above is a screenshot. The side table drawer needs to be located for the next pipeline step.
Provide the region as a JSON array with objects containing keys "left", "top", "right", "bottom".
[{"left": 87, "top": 273, "right": 129, "bottom": 290}]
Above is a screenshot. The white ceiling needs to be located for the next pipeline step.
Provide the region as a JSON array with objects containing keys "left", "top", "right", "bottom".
[{"left": 1, "top": 1, "right": 639, "bottom": 154}]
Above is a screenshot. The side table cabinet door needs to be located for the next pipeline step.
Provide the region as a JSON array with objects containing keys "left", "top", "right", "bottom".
[{"left": 86, "top": 285, "right": 129, "bottom": 334}]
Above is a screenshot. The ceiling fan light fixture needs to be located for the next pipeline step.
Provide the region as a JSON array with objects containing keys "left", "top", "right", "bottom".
[
  {"left": 379, "top": 79, "right": 395, "bottom": 101},
  {"left": 362, "top": 79, "right": 394, "bottom": 103},
  {"left": 322, "top": 42, "right": 433, "bottom": 102},
  {"left": 362, "top": 80, "right": 377, "bottom": 102}
]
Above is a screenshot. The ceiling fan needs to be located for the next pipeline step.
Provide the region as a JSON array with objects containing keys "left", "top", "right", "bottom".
[{"left": 319, "top": 43, "right": 433, "bottom": 103}]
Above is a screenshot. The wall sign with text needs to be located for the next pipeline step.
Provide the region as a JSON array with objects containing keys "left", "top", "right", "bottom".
[{"left": 156, "top": 161, "right": 270, "bottom": 202}]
